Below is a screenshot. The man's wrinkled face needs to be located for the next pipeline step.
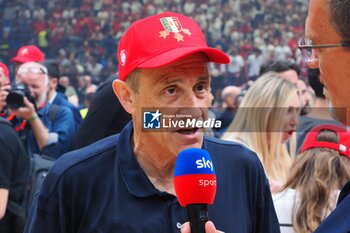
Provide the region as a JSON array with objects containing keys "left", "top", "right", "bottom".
[
  {"left": 15, "top": 62, "right": 49, "bottom": 105},
  {"left": 132, "top": 53, "right": 211, "bottom": 157}
]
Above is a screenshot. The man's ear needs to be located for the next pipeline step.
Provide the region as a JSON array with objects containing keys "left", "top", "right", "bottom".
[{"left": 112, "top": 79, "right": 135, "bottom": 114}]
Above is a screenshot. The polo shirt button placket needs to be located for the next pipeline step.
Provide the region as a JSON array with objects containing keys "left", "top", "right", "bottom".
[{"left": 176, "top": 222, "right": 182, "bottom": 229}]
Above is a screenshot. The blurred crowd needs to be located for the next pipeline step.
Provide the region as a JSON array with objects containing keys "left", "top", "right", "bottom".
[
  {"left": 4, "top": 1, "right": 349, "bottom": 233},
  {"left": 0, "top": 0, "right": 308, "bottom": 99}
]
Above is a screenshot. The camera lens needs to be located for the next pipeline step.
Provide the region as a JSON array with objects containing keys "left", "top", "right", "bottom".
[
  {"left": 6, "top": 91, "right": 25, "bottom": 109},
  {"left": 5, "top": 83, "right": 29, "bottom": 109}
]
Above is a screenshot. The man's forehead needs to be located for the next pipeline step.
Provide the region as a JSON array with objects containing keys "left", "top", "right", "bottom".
[
  {"left": 139, "top": 54, "right": 209, "bottom": 80},
  {"left": 140, "top": 70, "right": 208, "bottom": 87},
  {"left": 307, "top": 0, "right": 328, "bottom": 21},
  {"left": 16, "top": 62, "right": 48, "bottom": 79},
  {"left": 18, "top": 62, "right": 44, "bottom": 70},
  {"left": 171, "top": 53, "right": 209, "bottom": 67},
  {"left": 306, "top": 0, "right": 330, "bottom": 38}
]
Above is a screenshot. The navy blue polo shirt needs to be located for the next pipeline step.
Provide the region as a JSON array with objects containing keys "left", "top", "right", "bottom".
[
  {"left": 24, "top": 122, "right": 280, "bottom": 233},
  {"left": 314, "top": 181, "right": 350, "bottom": 233}
]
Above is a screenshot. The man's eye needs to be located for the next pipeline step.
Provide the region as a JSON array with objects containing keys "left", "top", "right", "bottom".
[
  {"left": 195, "top": 83, "right": 207, "bottom": 93},
  {"left": 165, "top": 87, "right": 177, "bottom": 95}
]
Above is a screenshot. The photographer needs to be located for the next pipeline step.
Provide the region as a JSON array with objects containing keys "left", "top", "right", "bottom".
[
  {"left": 5, "top": 62, "right": 75, "bottom": 159},
  {"left": 0, "top": 63, "right": 10, "bottom": 113}
]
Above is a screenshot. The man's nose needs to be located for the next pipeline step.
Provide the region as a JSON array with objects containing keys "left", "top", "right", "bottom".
[{"left": 180, "top": 93, "right": 206, "bottom": 119}]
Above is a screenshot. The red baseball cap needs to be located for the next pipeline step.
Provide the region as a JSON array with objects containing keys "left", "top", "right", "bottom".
[
  {"left": 301, "top": 124, "right": 350, "bottom": 158},
  {"left": 11, "top": 45, "right": 45, "bottom": 63},
  {"left": 0, "top": 63, "right": 9, "bottom": 78},
  {"left": 117, "top": 11, "right": 230, "bottom": 81}
]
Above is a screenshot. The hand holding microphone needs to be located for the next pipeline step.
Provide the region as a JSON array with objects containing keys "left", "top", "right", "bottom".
[
  {"left": 174, "top": 148, "right": 219, "bottom": 233},
  {"left": 181, "top": 221, "right": 224, "bottom": 233}
]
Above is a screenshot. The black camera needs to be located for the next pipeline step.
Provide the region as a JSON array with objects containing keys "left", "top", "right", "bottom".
[{"left": 6, "top": 83, "right": 36, "bottom": 109}]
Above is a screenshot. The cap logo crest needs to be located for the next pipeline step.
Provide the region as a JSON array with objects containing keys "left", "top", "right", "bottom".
[{"left": 159, "top": 17, "right": 191, "bottom": 42}]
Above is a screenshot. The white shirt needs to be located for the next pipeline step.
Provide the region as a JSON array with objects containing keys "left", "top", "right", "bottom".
[
  {"left": 273, "top": 189, "right": 340, "bottom": 233},
  {"left": 273, "top": 189, "right": 297, "bottom": 233}
]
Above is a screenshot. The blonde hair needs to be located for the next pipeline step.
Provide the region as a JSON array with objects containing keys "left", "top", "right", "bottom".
[
  {"left": 284, "top": 129, "right": 350, "bottom": 233},
  {"left": 222, "top": 72, "right": 299, "bottom": 182}
]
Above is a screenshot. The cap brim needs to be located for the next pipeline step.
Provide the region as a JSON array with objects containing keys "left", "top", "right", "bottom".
[
  {"left": 11, "top": 56, "right": 32, "bottom": 63},
  {"left": 137, "top": 47, "right": 230, "bottom": 69}
]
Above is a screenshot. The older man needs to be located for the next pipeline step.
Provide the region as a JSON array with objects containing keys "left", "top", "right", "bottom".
[
  {"left": 7, "top": 62, "right": 75, "bottom": 158},
  {"left": 299, "top": 1, "right": 350, "bottom": 232},
  {"left": 24, "top": 12, "right": 279, "bottom": 233}
]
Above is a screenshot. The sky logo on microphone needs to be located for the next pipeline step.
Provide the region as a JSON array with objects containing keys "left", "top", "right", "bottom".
[{"left": 196, "top": 157, "right": 214, "bottom": 171}]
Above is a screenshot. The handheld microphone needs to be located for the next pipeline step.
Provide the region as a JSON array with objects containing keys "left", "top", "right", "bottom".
[{"left": 174, "top": 148, "right": 217, "bottom": 233}]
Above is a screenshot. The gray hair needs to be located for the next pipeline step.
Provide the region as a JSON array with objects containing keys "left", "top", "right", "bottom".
[
  {"left": 125, "top": 68, "right": 140, "bottom": 94},
  {"left": 16, "top": 62, "right": 49, "bottom": 85},
  {"left": 329, "top": 0, "right": 350, "bottom": 41}
]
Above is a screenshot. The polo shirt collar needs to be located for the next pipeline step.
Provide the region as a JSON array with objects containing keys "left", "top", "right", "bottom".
[
  {"left": 116, "top": 121, "right": 161, "bottom": 197},
  {"left": 37, "top": 102, "right": 49, "bottom": 117}
]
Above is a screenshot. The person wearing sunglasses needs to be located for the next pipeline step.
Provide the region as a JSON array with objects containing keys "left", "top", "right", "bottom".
[
  {"left": 300, "top": 1, "right": 350, "bottom": 233},
  {"left": 6, "top": 62, "right": 75, "bottom": 159}
]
